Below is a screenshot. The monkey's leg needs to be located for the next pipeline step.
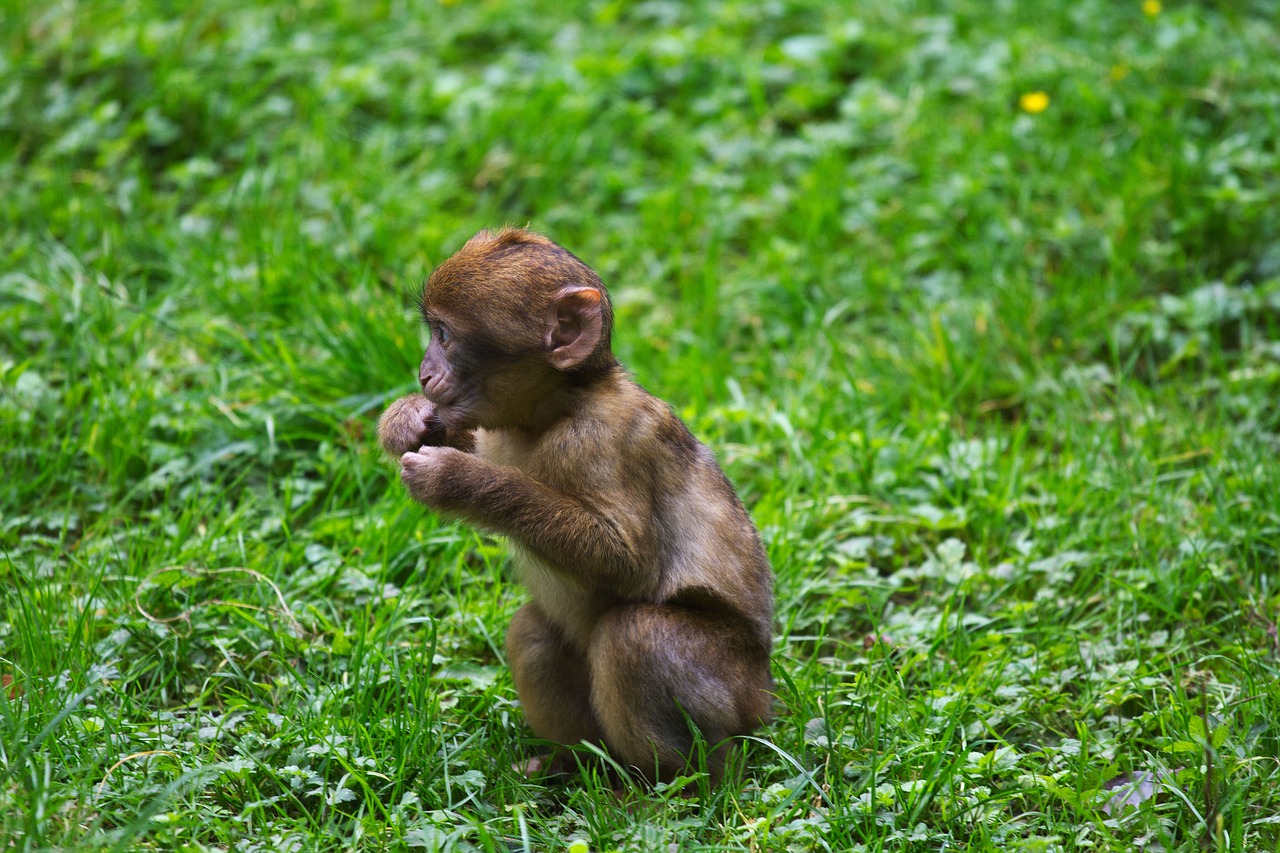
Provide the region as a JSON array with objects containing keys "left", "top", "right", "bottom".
[
  {"left": 506, "top": 603, "right": 603, "bottom": 749},
  {"left": 587, "top": 604, "right": 773, "bottom": 782}
]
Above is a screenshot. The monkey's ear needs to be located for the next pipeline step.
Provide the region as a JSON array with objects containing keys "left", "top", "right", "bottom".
[{"left": 545, "top": 286, "right": 603, "bottom": 370}]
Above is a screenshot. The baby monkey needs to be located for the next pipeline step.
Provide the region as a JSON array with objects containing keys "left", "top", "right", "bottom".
[{"left": 378, "top": 228, "right": 773, "bottom": 783}]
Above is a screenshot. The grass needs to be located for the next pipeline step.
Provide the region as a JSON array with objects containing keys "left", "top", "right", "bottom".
[{"left": 2, "top": 0, "right": 1279, "bottom": 849}]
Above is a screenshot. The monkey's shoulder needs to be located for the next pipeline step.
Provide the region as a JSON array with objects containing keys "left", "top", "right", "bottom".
[
  {"left": 587, "top": 377, "right": 702, "bottom": 455},
  {"left": 483, "top": 377, "right": 697, "bottom": 463},
  {"left": 477, "top": 375, "right": 741, "bottom": 517}
]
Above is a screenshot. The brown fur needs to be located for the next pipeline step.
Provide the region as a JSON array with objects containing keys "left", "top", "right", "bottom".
[
  {"left": 379, "top": 228, "right": 773, "bottom": 783},
  {"left": 376, "top": 394, "right": 475, "bottom": 454},
  {"left": 423, "top": 228, "right": 616, "bottom": 373}
]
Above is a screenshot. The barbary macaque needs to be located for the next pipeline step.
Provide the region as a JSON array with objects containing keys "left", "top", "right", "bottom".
[{"left": 378, "top": 228, "right": 773, "bottom": 782}]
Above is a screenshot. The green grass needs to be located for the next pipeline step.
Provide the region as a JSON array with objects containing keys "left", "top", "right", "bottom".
[{"left": 3, "top": 0, "right": 1279, "bottom": 849}]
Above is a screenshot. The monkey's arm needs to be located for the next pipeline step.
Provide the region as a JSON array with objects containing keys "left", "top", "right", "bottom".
[
  {"left": 400, "top": 447, "right": 641, "bottom": 586},
  {"left": 378, "top": 395, "right": 476, "bottom": 456}
]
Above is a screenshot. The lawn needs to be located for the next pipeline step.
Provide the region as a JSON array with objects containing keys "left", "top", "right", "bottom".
[{"left": 2, "top": 0, "right": 1279, "bottom": 850}]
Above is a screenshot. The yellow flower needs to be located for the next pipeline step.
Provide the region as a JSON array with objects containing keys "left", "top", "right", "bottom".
[
  {"left": 1142, "top": 0, "right": 1162, "bottom": 16},
  {"left": 1019, "top": 91, "right": 1050, "bottom": 114}
]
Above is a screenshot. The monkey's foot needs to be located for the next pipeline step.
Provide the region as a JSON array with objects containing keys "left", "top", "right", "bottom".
[{"left": 512, "top": 751, "right": 576, "bottom": 780}]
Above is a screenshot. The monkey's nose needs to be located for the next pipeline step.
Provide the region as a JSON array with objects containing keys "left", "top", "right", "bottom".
[{"left": 418, "top": 368, "right": 432, "bottom": 391}]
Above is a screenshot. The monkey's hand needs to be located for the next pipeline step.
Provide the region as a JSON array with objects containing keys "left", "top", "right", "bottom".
[
  {"left": 378, "top": 394, "right": 449, "bottom": 457},
  {"left": 399, "top": 446, "right": 472, "bottom": 509}
]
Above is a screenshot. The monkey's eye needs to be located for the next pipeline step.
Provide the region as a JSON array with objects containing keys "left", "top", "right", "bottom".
[{"left": 437, "top": 325, "right": 451, "bottom": 344}]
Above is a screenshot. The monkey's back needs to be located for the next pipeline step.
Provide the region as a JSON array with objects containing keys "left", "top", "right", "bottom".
[{"left": 477, "top": 371, "right": 773, "bottom": 651}]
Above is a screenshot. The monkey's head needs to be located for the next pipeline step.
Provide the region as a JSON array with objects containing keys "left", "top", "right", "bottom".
[{"left": 416, "top": 228, "right": 617, "bottom": 431}]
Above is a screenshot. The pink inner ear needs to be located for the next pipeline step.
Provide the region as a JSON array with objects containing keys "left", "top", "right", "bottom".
[{"left": 547, "top": 287, "right": 603, "bottom": 369}]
